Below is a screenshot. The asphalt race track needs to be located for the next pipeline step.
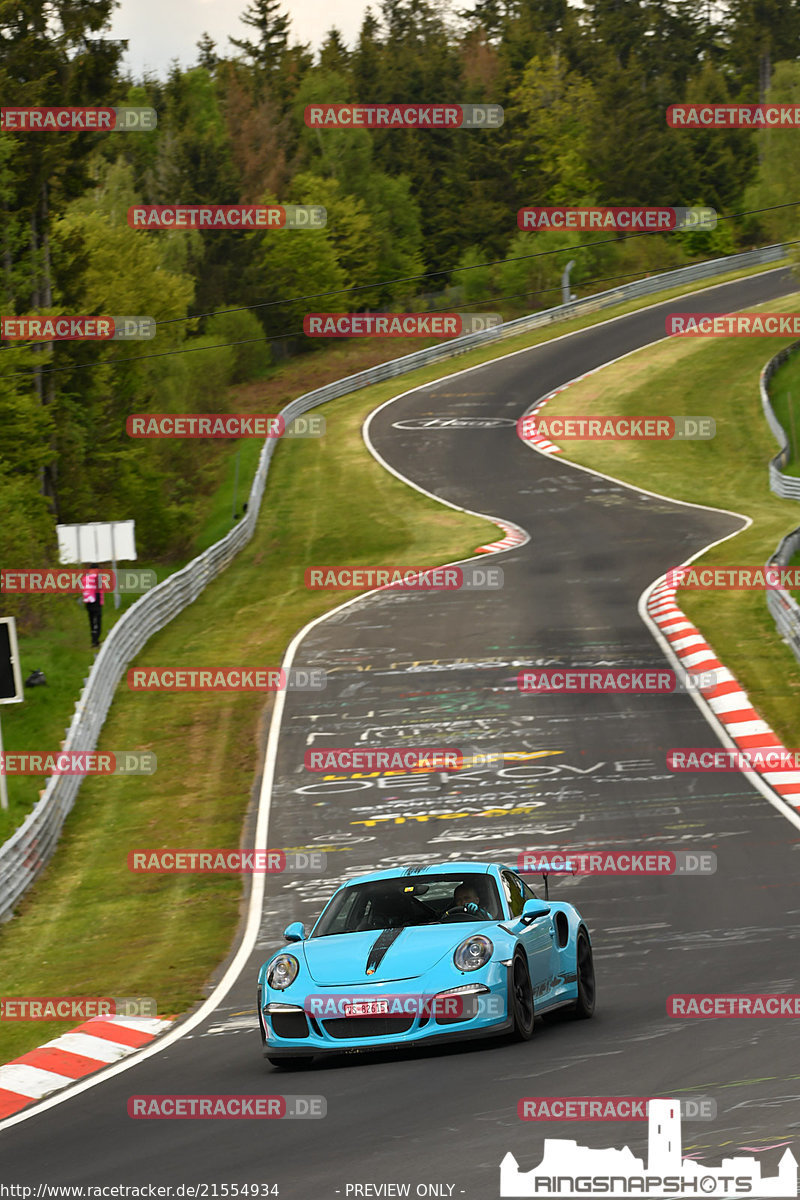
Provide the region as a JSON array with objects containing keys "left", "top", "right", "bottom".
[{"left": 2, "top": 268, "right": 800, "bottom": 1196}]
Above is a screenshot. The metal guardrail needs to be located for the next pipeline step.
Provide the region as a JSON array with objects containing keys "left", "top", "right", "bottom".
[
  {"left": 761, "top": 339, "right": 800, "bottom": 662},
  {"left": 767, "top": 528, "right": 800, "bottom": 665},
  {"left": 0, "top": 241, "right": 788, "bottom": 922},
  {"left": 759, "top": 340, "right": 800, "bottom": 501}
]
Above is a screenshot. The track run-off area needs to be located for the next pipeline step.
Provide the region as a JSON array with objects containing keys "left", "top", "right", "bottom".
[{"left": 2, "top": 266, "right": 799, "bottom": 1197}]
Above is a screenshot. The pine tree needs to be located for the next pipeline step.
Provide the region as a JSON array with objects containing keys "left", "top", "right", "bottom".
[{"left": 229, "top": 0, "right": 291, "bottom": 74}]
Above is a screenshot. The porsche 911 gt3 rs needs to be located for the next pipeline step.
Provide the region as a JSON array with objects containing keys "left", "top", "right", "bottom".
[{"left": 257, "top": 860, "right": 595, "bottom": 1066}]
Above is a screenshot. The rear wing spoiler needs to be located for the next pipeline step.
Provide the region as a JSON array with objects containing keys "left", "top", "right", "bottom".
[{"left": 517, "top": 854, "right": 577, "bottom": 900}]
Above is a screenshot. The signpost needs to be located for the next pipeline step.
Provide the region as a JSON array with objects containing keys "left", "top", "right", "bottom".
[{"left": 56, "top": 520, "right": 137, "bottom": 611}]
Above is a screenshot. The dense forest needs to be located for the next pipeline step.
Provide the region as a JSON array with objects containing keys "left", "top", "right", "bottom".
[{"left": 1, "top": 0, "right": 799, "bottom": 617}]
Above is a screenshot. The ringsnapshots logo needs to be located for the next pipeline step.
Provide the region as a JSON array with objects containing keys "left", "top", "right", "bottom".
[
  {"left": 128, "top": 1095, "right": 325, "bottom": 1119},
  {"left": 517, "top": 850, "right": 717, "bottom": 876},
  {"left": 1, "top": 316, "right": 155, "bottom": 340},
  {"left": 303, "top": 313, "right": 501, "bottom": 337},
  {"left": 304, "top": 103, "right": 503, "bottom": 129},
  {"left": 127, "top": 668, "right": 327, "bottom": 691},
  {"left": 668, "top": 103, "right": 800, "bottom": 128},
  {"left": 0, "top": 107, "right": 156, "bottom": 131},
  {"left": 0, "top": 751, "right": 156, "bottom": 775},
  {"left": 518, "top": 207, "right": 716, "bottom": 231},
  {"left": 128, "top": 205, "right": 325, "bottom": 229},
  {"left": 304, "top": 565, "right": 503, "bottom": 590},
  {"left": 0, "top": 996, "right": 157, "bottom": 1020},
  {"left": 303, "top": 748, "right": 463, "bottom": 772},
  {"left": 667, "top": 313, "right": 800, "bottom": 337},
  {"left": 499, "top": 1098, "right": 797, "bottom": 1197},
  {"left": 518, "top": 414, "right": 715, "bottom": 440},
  {"left": 128, "top": 850, "right": 325, "bottom": 873},
  {"left": 517, "top": 668, "right": 719, "bottom": 693},
  {"left": 666, "top": 565, "right": 800, "bottom": 589},
  {"left": 1, "top": 568, "right": 156, "bottom": 594},
  {"left": 517, "top": 1097, "right": 717, "bottom": 1122}
]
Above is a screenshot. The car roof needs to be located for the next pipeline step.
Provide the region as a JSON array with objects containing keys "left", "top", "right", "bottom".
[{"left": 337, "top": 862, "right": 507, "bottom": 887}]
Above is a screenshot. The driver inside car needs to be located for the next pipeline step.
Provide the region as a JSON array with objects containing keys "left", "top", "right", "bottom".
[{"left": 445, "top": 882, "right": 492, "bottom": 918}]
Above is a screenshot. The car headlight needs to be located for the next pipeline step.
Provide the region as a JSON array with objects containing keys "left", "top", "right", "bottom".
[
  {"left": 266, "top": 953, "right": 300, "bottom": 990},
  {"left": 453, "top": 934, "right": 493, "bottom": 972}
]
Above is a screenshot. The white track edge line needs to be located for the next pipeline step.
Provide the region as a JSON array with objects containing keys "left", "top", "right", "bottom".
[{"left": 0, "top": 263, "right": 789, "bottom": 1133}]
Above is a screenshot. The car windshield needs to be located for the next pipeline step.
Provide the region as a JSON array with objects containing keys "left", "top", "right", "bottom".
[{"left": 310, "top": 872, "right": 503, "bottom": 937}]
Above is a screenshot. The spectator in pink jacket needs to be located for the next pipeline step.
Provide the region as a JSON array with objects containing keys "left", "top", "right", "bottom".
[{"left": 82, "top": 563, "right": 106, "bottom": 649}]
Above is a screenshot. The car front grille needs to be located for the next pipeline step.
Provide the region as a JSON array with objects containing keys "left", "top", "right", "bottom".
[
  {"left": 322, "top": 1016, "right": 415, "bottom": 1039},
  {"left": 269, "top": 1011, "right": 310, "bottom": 1039}
]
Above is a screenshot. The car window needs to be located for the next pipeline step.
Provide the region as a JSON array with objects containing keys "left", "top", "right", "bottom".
[
  {"left": 512, "top": 871, "right": 537, "bottom": 902},
  {"left": 501, "top": 869, "right": 526, "bottom": 917},
  {"left": 310, "top": 872, "right": 503, "bottom": 936}
]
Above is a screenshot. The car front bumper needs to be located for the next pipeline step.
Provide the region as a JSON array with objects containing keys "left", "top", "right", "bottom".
[{"left": 259, "top": 969, "right": 513, "bottom": 1057}]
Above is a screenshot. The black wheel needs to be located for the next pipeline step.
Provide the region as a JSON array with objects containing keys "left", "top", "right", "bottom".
[
  {"left": 267, "top": 1056, "right": 313, "bottom": 1069},
  {"left": 572, "top": 928, "right": 596, "bottom": 1019},
  {"left": 510, "top": 951, "right": 535, "bottom": 1040}
]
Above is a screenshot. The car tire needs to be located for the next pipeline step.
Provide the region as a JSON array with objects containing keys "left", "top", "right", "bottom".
[
  {"left": 267, "top": 1056, "right": 313, "bottom": 1069},
  {"left": 571, "top": 928, "right": 596, "bottom": 1019},
  {"left": 510, "top": 951, "right": 535, "bottom": 1040}
]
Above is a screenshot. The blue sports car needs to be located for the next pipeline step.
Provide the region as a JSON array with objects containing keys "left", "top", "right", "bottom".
[{"left": 257, "top": 860, "right": 595, "bottom": 1067}]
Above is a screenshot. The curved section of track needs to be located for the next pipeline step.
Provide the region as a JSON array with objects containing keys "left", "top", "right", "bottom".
[{"left": 2, "top": 268, "right": 798, "bottom": 1198}]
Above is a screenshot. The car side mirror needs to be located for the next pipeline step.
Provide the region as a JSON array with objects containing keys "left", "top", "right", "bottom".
[
  {"left": 283, "top": 921, "right": 306, "bottom": 942},
  {"left": 520, "top": 899, "right": 551, "bottom": 925}
]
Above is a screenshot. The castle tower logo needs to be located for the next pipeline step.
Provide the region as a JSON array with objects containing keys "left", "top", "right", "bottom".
[{"left": 500, "top": 1098, "right": 797, "bottom": 1197}]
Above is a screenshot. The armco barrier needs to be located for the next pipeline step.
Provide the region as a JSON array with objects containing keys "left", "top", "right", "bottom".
[
  {"left": 766, "top": 528, "right": 800, "bottom": 665},
  {"left": 759, "top": 341, "right": 800, "bottom": 662},
  {"left": 759, "top": 340, "right": 800, "bottom": 501},
  {"left": 0, "top": 242, "right": 787, "bottom": 922}
]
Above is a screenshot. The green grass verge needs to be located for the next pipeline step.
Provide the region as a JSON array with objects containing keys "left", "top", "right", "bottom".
[
  {"left": 0, "top": 254, "right": 793, "bottom": 1065},
  {"left": 537, "top": 291, "right": 800, "bottom": 749}
]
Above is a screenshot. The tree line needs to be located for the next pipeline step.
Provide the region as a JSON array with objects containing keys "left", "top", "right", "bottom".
[{"left": 1, "top": 0, "right": 798, "bottom": 626}]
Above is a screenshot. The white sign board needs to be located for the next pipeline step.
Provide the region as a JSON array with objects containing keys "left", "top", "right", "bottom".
[{"left": 56, "top": 521, "right": 137, "bottom": 564}]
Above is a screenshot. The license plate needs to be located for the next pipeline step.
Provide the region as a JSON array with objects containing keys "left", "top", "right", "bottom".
[{"left": 343, "top": 1000, "right": 389, "bottom": 1017}]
